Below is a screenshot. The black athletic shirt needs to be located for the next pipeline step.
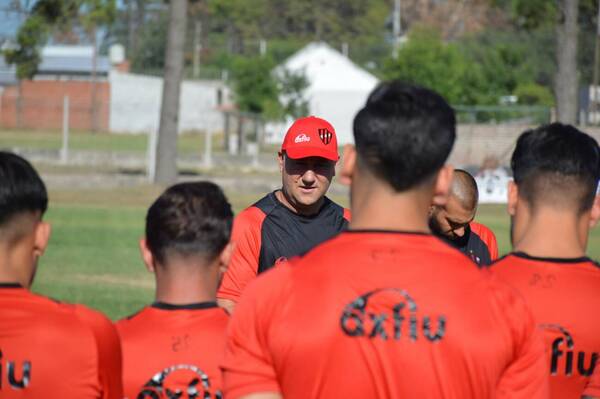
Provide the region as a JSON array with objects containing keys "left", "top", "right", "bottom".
[
  {"left": 438, "top": 222, "right": 499, "bottom": 267},
  {"left": 218, "top": 191, "right": 350, "bottom": 302}
]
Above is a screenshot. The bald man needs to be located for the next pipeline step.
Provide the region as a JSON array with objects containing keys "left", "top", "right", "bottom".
[{"left": 429, "top": 169, "right": 498, "bottom": 266}]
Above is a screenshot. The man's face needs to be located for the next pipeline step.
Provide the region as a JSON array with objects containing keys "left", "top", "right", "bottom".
[
  {"left": 429, "top": 196, "right": 475, "bottom": 241},
  {"left": 279, "top": 153, "right": 336, "bottom": 210}
]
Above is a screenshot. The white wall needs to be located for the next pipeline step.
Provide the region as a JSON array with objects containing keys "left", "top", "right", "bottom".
[{"left": 109, "top": 71, "right": 226, "bottom": 134}]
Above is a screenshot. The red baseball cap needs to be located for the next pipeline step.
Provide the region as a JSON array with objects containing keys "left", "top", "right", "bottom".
[{"left": 281, "top": 116, "right": 339, "bottom": 161}]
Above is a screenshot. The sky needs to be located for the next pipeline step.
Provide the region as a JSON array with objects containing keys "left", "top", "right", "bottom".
[{"left": 0, "top": 0, "right": 25, "bottom": 39}]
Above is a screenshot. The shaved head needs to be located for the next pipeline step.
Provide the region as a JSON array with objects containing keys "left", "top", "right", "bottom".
[{"left": 450, "top": 169, "right": 479, "bottom": 213}]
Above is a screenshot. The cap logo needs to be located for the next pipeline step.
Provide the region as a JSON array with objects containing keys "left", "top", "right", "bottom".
[
  {"left": 318, "top": 128, "right": 333, "bottom": 145},
  {"left": 294, "top": 133, "right": 311, "bottom": 144}
]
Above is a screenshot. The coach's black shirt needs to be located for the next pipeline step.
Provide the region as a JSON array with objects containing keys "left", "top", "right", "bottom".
[
  {"left": 218, "top": 191, "right": 350, "bottom": 301},
  {"left": 439, "top": 222, "right": 498, "bottom": 267}
]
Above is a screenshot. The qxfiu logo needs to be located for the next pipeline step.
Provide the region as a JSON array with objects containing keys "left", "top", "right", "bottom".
[
  {"left": 0, "top": 351, "right": 31, "bottom": 391},
  {"left": 137, "top": 364, "right": 221, "bottom": 399},
  {"left": 294, "top": 133, "right": 311, "bottom": 144},
  {"left": 318, "top": 128, "right": 333, "bottom": 145},
  {"left": 541, "top": 324, "right": 598, "bottom": 377},
  {"left": 340, "top": 288, "right": 446, "bottom": 342}
]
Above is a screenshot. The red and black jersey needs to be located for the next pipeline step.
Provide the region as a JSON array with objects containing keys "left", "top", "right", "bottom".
[
  {"left": 222, "top": 231, "right": 548, "bottom": 399},
  {"left": 218, "top": 191, "right": 350, "bottom": 302},
  {"left": 491, "top": 252, "right": 600, "bottom": 399},
  {"left": 440, "top": 221, "right": 498, "bottom": 266},
  {"left": 116, "top": 301, "right": 228, "bottom": 399},
  {"left": 0, "top": 283, "right": 123, "bottom": 398}
]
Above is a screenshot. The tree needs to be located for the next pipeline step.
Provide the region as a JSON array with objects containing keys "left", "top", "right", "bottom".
[
  {"left": 383, "top": 27, "right": 474, "bottom": 104},
  {"left": 154, "top": 0, "right": 189, "bottom": 184},
  {"left": 555, "top": 0, "right": 579, "bottom": 123}
]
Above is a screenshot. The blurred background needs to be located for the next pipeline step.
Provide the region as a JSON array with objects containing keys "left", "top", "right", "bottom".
[{"left": 0, "top": 0, "right": 599, "bottom": 319}]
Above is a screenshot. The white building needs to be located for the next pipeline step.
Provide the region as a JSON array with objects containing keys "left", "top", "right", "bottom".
[{"left": 270, "top": 42, "right": 379, "bottom": 144}]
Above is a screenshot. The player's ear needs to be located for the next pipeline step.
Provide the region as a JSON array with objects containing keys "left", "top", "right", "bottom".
[
  {"left": 589, "top": 195, "right": 600, "bottom": 228},
  {"left": 278, "top": 151, "right": 284, "bottom": 173},
  {"left": 218, "top": 242, "right": 235, "bottom": 274},
  {"left": 139, "top": 238, "right": 156, "bottom": 273},
  {"left": 339, "top": 144, "right": 356, "bottom": 186},
  {"left": 33, "top": 221, "right": 51, "bottom": 259},
  {"left": 507, "top": 181, "right": 518, "bottom": 216},
  {"left": 431, "top": 165, "right": 453, "bottom": 207}
]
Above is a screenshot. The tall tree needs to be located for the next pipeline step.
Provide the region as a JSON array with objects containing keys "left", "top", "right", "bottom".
[
  {"left": 154, "top": 0, "right": 189, "bottom": 183},
  {"left": 555, "top": 0, "right": 579, "bottom": 123}
]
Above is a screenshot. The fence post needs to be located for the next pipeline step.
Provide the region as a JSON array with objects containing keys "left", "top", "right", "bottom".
[
  {"left": 60, "top": 96, "right": 70, "bottom": 164},
  {"left": 147, "top": 126, "right": 158, "bottom": 182},
  {"left": 204, "top": 129, "right": 213, "bottom": 168}
]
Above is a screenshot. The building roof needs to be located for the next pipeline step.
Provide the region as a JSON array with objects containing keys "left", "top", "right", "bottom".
[
  {"left": 277, "top": 42, "right": 379, "bottom": 92},
  {"left": 0, "top": 45, "right": 110, "bottom": 85}
]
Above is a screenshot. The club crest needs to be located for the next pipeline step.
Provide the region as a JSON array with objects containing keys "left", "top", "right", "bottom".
[{"left": 318, "top": 128, "right": 333, "bottom": 145}]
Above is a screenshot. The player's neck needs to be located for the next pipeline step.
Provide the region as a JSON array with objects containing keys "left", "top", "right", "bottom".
[
  {"left": 348, "top": 180, "right": 431, "bottom": 233},
  {"left": 153, "top": 263, "right": 218, "bottom": 305},
  {"left": 0, "top": 242, "right": 34, "bottom": 289},
  {"left": 513, "top": 209, "right": 588, "bottom": 258}
]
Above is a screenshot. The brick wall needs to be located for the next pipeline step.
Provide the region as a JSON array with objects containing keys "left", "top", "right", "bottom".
[{"left": 0, "top": 80, "right": 110, "bottom": 131}]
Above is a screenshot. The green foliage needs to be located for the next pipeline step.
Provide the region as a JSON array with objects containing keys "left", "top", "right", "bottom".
[
  {"left": 3, "top": 0, "right": 116, "bottom": 80},
  {"left": 383, "top": 27, "right": 473, "bottom": 104},
  {"left": 231, "top": 56, "right": 281, "bottom": 118},
  {"left": 131, "top": 12, "right": 169, "bottom": 73},
  {"left": 514, "top": 82, "right": 554, "bottom": 106},
  {"left": 278, "top": 69, "right": 309, "bottom": 119}
]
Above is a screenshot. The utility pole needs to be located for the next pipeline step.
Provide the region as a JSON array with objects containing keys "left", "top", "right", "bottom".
[
  {"left": 591, "top": 0, "right": 600, "bottom": 123},
  {"left": 392, "top": 0, "right": 401, "bottom": 59},
  {"left": 193, "top": 19, "right": 201, "bottom": 79}
]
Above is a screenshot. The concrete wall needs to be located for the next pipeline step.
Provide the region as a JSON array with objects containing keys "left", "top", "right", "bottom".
[
  {"left": 449, "top": 124, "right": 600, "bottom": 167},
  {"left": 0, "top": 80, "right": 110, "bottom": 130},
  {"left": 109, "top": 72, "right": 226, "bottom": 134}
]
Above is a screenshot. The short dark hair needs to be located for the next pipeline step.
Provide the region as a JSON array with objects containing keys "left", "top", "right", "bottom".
[
  {"left": 353, "top": 81, "right": 456, "bottom": 191},
  {"left": 0, "top": 152, "right": 48, "bottom": 226},
  {"left": 145, "top": 182, "right": 233, "bottom": 264},
  {"left": 511, "top": 123, "right": 600, "bottom": 213}
]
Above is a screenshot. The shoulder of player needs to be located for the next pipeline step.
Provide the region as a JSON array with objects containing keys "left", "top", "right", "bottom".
[
  {"left": 233, "top": 203, "right": 267, "bottom": 230},
  {"left": 72, "top": 303, "right": 116, "bottom": 332},
  {"left": 469, "top": 221, "right": 495, "bottom": 238}
]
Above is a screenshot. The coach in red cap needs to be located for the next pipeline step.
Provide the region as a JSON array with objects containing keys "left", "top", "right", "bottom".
[{"left": 217, "top": 116, "right": 350, "bottom": 313}]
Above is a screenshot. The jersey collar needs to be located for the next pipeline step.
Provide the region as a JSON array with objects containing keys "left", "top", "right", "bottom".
[
  {"left": 151, "top": 301, "right": 219, "bottom": 311},
  {"left": 0, "top": 282, "right": 23, "bottom": 289},
  {"left": 511, "top": 251, "right": 592, "bottom": 264}
]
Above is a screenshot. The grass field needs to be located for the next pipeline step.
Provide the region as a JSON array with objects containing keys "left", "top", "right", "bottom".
[{"left": 31, "top": 186, "right": 600, "bottom": 321}]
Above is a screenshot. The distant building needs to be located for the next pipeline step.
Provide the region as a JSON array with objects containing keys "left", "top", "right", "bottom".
[
  {"left": 0, "top": 45, "right": 110, "bottom": 130},
  {"left": 270, "top": 42, "right": 379, "bottom": 144}
]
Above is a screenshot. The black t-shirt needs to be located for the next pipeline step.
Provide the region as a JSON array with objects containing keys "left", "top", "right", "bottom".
[
  {"left": 254, "top": 191, "right": 349, "bottom": 273},
  {"left": 440, "top": 224, "right": 493, "bottom": 266}
]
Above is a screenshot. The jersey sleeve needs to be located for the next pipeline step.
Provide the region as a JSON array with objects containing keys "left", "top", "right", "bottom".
[
  {"left": 222, "top": 266, "right": 289, "bottom": 399},
  {"left": 472, "top": 222, "right": 499, "bottom": 260},
  {"left": 218, "top": 207, "right": 266, "bottom": 302},
  {"left": 583, "top": 366, "right": 600, "bottom": 398},
  {"left": 75, "top": 305, "right": 124, "bottom": 399},
  {"left": 343, "top": 208, "right": 351, "bottom": 222},
  {"left": 492, "top": 279, "right": 549, "bottom": 399}
]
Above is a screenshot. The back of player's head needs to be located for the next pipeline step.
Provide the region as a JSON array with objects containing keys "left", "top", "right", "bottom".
[
  {"left": 0, "top": 151, "right": 48, "bottom": 228},
  {"left": 145, "top": 182, "right": 233, "bottom": 265},
  {"left": 450, "top": 169, "right": 478, "bottom": 212},
  {"left": 353, "top": 81, "right": 456, "bottom": 191},
  {"left": 511, "top": 123, "right": 600, "bottom": 214}
]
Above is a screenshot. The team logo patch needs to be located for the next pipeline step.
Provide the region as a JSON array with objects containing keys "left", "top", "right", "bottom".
[
  {"left": 340, "top": 288, "right": 446, "bottom": 342},
  {"left": 294, "top": 133, "right": 311, "bottom": 144},
  {"left": 137, "top": 364, "right": 221, "bottom": 399},
  {"left": 318, "top": 128, "right": 333, "bottom": 145}
]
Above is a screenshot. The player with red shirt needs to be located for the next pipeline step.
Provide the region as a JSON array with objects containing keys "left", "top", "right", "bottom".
[
  {"left": 583, "top": 368, "right": 600, "bottom": 398},
  {"left": 116, "top": 182, "right": 233, "bottom": 399},
  {"left": 222, "top": 82, "right": 549, "bottom": 399},
  {"left": 491, "top": 123, "right": 600, "bottom": 399},
  {"left": 0, "top": 151, "right": 122, "bottom": 398},
  {"left": 430, "top": 169, "right": 498, "bottom": 266},
  {"left": 217, "top": 116, "right": 350, "bottom": 313}
]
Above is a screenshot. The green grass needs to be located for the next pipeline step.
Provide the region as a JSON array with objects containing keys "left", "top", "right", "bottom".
[
  {"left": 30, "top": 188, "right": 600, "bottom": 321},
  {"left": 0, "top": 129, "right": 218, "bottom": 155}
]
